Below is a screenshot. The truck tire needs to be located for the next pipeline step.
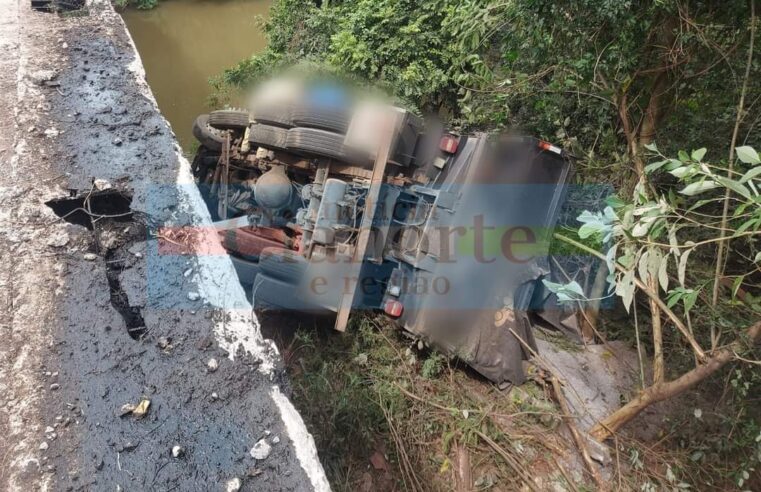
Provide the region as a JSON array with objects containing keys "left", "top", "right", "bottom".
[
  {"left": 229, "top": 255, "right": 260, "bottom": 286},
  {"left": 259, "top": 247, "right": 307, "bottom": 283},
  {"left": 285, "top": 127, "right": 366, "bottom": 164},
  {"left": 208, "top": 109, "right": 249, "bottom": 130},
  {"left": 252, "top": 104, "right": 294, "bottom": 128},
  {"left": 192, "top": 114, "right": 224, "bottom": 152},
  {"left": 248, "top": 124, "right": 288, "bottom": 150},
  {"left": 251, "top": 274, "right": 302, "bottom": 310},
  {"left": 290, "top": 105, "right": 350, "bottom": 133}
]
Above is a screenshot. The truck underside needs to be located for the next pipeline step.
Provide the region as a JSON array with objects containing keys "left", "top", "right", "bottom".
[{"left": 190, "top": 85, "right": 574, "bottom": 384}]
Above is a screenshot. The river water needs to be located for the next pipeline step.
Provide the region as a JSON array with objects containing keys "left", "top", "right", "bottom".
[{"left": 121, "top": 0, "right": 270, "bottom": 150}]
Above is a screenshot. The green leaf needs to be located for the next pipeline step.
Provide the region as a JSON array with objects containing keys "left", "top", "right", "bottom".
[
  {"left": 683, "top": 289, "right": 698, "bottom": 312},
  {"left": 678, "top": 245, "right": 694, "bottom": 287},
  {"left": 643, "top": 142, "right": 658, "bottom": 152},
  {"left": 680, "top": 180, "right": 719, "bottom": 196},
  {"left": 605, "top": 195, "right": 626, "bottom": 209},
  {"left": 645, "top": 160, "right": 669, "bottom": 174},
  {"left": 716, "top": 176, "right": 751, "bottom": 199},
  {"left": 736, "top": 146, "right": 761, "bottom": 165},
  {"left": 691, "top": 148, "right": 707, "bottom": 162},
  {"left": 578, "top": 222, "right": 603, "bottom": 239},
  {"left": 669, "top": 166, "right": 691, "bottom": 178},
  {"left": 678, "top": 150, "right": 690, "bottom": 162},
  {"left": 638, "top": 250, "right": 650, "bottom": 283},
  {"left": 739, "top": 166, "right": 761, "bottom": 183},
  {"left": 664, "top": 159, "right": 684, "bottom": 171},
  {"left": 658, "top": 256, "right": 669, "bottom": 293},
  {"left": 616, "top": 270, "right": 635, "bottom": 313},
  {"left": 732, "top": 275, "right": 745, "bottom": 299}
]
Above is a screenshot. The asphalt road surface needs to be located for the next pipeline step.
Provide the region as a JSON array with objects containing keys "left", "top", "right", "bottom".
[{"left": 0, "top": 1, "right": 329, "bottom": 490}]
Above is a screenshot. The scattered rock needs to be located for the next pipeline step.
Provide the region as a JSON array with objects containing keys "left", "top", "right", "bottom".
[
  {"left": 117, "top": 441, "right": 139, "bottom": 452},
  {"left": 98, "top": 230, "right": 120, "bottom": 250},
  {"left": 272, "top": 436, "right": 280, "bottom": 444},
  {"left": 29, "top": 70, "right": 58, "bottom": 85},
  {"left": 183, "top": 268, "right": 193, "bottom": 277},
  {"left": 93, "top": 178, "right": 112, "bottom": 190},
  {"left": 157, "top": 337, "right": 171, "bottom": 349},
  {"left": 49, "top": 383, "right": 60, "bottom": 391},
  {"left": 171, "top": 445, "right": 184, "bottom": 458},
  {"left": 45, "top": 426, "right": 54, "bottom": 434},
  {"left": 250, "top": 439, "right": 271, "bottom": 460},
  {"left": 119, "top": 403, "right": 136, "bottom": 416},
  {"left": 44, "top": 128, "right": 60, "bottom": 138},
  {"left": 226, "top": 477, "right": 242, "bottom": 492},
  {"left": 83, "top": 253, "right": 97, "bottom": 261},
  {"left": 132, "top": 399, "right": 150, "bottom": 418},
  {"left": 39, "top": 441, "right": 49, "bottom": 451},
  {"left": 47, "top": 231, "right": 69, "bottom": 248},
  {"left": 211, "top": 392, "right": 219, "bottom": 401},
  {"left": 187, "top": 292, "right": 200, "bottom": 301},
  {"left": 112, "top": 137, "right": 123, "bottom": 146},
  {"left": 119, "top": 398, "right": 150, "bottom": 418},
  {"left": 207, "top": 358, "right": 219, "bottom": 372}
]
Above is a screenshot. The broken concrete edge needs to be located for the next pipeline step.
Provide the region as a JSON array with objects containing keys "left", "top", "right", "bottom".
[{"left": 105, "top": 1, "right": 331, "bottom": 490}]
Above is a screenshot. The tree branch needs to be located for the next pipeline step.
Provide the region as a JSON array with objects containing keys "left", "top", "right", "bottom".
[
  {"left": 553, "top": 233, "right": 705, "bottom": 359},
  {"left": 712, "top": 0, "right": 756, "bottom": 307},
  {"left": 590, "top": 320, "right": 761, "bottom": 441}
]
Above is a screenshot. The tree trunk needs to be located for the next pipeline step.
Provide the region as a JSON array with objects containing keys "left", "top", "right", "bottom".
[{"left": 590, "top": 320, "right": 761, "bottom": 441}]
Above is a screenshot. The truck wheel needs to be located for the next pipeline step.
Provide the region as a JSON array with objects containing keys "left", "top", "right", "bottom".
[
  {"left": 229, "top": 254, "right": 260, "bottom": 286},
  {"left": 285, "top": 127, "right": 367, "bottom": 164},
  {"left": 192, "top": 114, "right": 224, "bottom": 152},
  {"left": 252, "top": 104, "right": 294, "bottom": 128},
  {"left": 248, "top": 124, "right": 289, "bottom": 150},
  {"left": 290, "top": 105, "right": 350, "bottom": 133},
  {"left": 259, "top": 248, "right": 307, "bottom": 283},
  {"left": 208, "top": 109, "right": 249, "bottom": 130}
]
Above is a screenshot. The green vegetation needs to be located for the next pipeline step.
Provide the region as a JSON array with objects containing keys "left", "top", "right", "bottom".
[
  {"left": 114, "top": 0, "right": 158, "bottom": 10},
  {"left": 224, "top": 1, "right": 758, "bottom": 189},
  {"left": 219, "top": 1, "right": 761, "bottom": 489}
]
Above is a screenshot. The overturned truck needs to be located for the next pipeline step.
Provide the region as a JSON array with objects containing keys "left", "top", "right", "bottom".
[{"left": 190, "top": 84, "right": 573, "bottom": 384}]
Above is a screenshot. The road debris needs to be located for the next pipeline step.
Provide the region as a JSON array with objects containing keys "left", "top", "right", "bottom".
[
  {"left": 29, "top": 69, "right": 58, "bottom": 85},
  {"left": 226, "top": 477, "right": 242, "bottom": 492},
  {"left": 250, "top": 439, "right": 271, "bottom": 460},
  {"left": 117, "top": 441, "right": 139, "bottom": 452},
  {"left": 119, "top": 398, "right": 150, "bottom": 418}
]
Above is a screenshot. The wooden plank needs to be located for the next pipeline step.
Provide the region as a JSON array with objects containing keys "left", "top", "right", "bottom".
[{"left": 334, "top": 112, "right": 401, "bottom": 332}]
